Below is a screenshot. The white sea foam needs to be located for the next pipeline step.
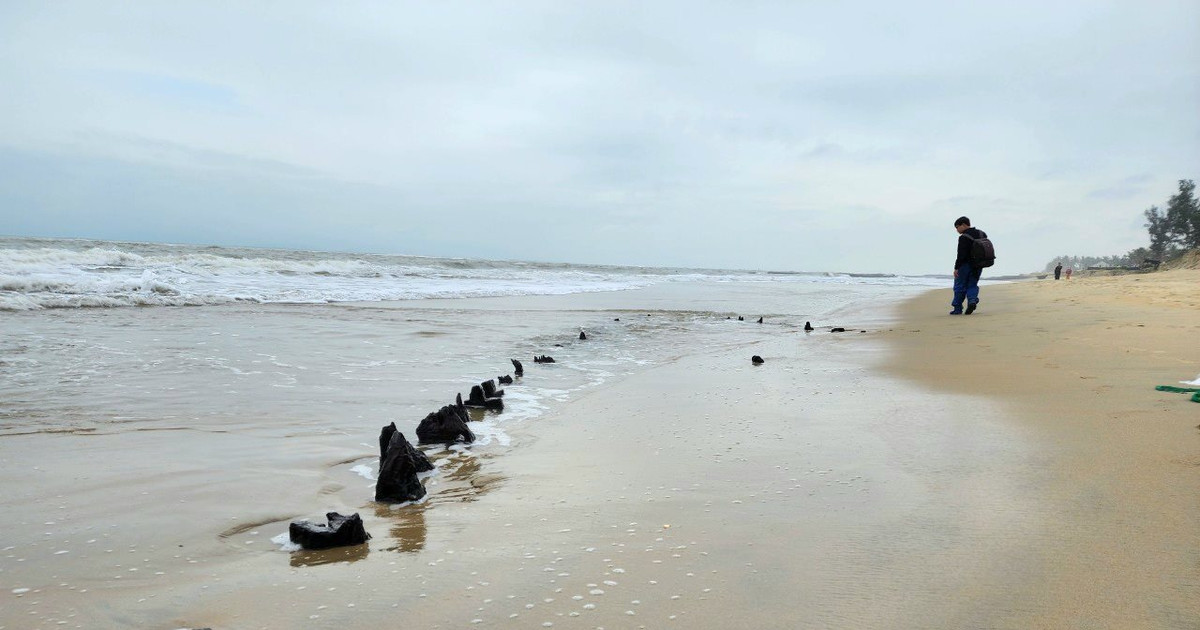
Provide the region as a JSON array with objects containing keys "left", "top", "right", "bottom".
[
  {"left": 467, "top": 419, "right": 512, "bottom": 447},
  {"left": 350, "top": 464, "right": 376, "bottom": 481},
  {"left": 271, "top": 531, "right": 302, "bottom": 552}
]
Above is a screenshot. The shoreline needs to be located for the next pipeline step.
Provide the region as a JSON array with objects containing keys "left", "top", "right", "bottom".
[{"left": 177, "top": 290, "right": 1021, "bottom": 629}]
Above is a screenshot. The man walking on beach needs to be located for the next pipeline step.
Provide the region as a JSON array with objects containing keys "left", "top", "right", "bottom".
[
  {"left": 1054, "top": 262, "right": 1062, "bottom": 280},
  {"left": 951, "top": 216, "right": 987, "bottom": 315}
]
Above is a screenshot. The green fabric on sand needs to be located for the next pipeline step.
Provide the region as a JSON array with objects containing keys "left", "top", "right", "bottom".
[
  {"left": 1155, "top": 385, "right": 1200, "bottom": 393},
  {"left": 1154, "top": 385, "right": 1200, "bottom": 403}
]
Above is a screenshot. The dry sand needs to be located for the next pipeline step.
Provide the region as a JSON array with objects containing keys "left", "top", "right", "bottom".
[{"left": 882, "top": 269, "right": 1200, "bottom": 628}]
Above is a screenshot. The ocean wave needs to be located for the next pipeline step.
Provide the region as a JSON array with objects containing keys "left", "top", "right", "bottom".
[
  {"left": 0, "top": 237, "right": 945, "bottom": 310},
  {"left": 0, "top": 240, "right": 660, "bottom": 310}
]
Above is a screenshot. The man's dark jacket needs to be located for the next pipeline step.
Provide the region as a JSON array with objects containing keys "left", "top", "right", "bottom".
[{"left": 955, "top": 227, "right": 987, "bottom": 269}]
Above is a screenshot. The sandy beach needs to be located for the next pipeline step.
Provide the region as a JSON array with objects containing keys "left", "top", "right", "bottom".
[{"left": 2, "top": 270, "right": 1197, "bottom": 629}]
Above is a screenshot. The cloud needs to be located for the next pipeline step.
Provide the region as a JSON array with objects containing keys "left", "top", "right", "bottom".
[
  {"left": 1086, "top": 173, "right": 1156, "bottom": 200},
  {"left": 1, "top": 1, "right": 1198, "bottom": 273}
]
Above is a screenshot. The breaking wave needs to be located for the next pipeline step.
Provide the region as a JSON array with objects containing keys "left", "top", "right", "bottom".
[{"left": 0, "top": 237, "right": 944, "bottom": 311}]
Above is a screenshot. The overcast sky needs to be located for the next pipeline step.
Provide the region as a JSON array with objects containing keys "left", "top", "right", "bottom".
[{"left": 1, "top": 1, "right": 1197, "bottom": 274}]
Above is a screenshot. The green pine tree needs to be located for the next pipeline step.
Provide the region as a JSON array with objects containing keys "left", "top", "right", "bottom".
[
  {"left": 1143, "top": 204, "right": 1173, "bottom": 258},
  {"left": 1165, "top": 179, "right": 1199, "bottom": 250}
]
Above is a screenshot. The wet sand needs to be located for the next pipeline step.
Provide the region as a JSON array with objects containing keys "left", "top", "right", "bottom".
[
  {"left": 3, "top": 273, "right": 1197, "bottom": 629},
  {"left": 164, "top": 325, "right": 1041, "bottom": 629}
]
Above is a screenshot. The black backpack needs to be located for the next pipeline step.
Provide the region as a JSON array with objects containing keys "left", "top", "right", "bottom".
[{"left": 967, "top": 231, "right": 996, "bottom": 268}]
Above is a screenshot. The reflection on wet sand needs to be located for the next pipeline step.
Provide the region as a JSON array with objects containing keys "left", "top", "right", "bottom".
[
  {"left": 368, "top": 449, "right": 508, "bottom": 553},
  {"left": 374, "top": 502, "right": 428, "bottom": 553},
  {"left": 289, "top": 542, "right": 370, "bottom": 567},
  {"left": 426, "top": 450, "right": 506, "bottom": 504}
]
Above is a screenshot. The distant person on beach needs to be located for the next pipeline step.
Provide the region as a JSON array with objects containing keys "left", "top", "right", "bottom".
[
  {"left": 950, "top": 216, "right": 987, "bottom": 315},
  {"left": 1065, "top": 267, "right": 1073, "bottom": 280},
  {"left": 1054, "top": 263, "right": 1062, "bottom": 280}
]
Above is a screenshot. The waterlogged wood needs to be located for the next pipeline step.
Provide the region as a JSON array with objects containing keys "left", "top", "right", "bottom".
[
  {"left": 376, "top": 426, "right": 430, "bottom": 503},
  {"left": 415, "top": 404, "right": 475, "bottom": 444}
]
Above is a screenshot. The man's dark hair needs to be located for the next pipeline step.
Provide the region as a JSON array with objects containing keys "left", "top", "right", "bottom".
[{"left": 954, "top": 216, "right": 971, "bottom": 227}]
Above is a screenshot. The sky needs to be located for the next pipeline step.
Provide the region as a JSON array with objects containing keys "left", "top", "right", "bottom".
[{"left": 1, "top": 1, "right": 1197, "bottom": 274}]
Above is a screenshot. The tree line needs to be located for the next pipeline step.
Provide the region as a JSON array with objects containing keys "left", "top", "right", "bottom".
[{"left": 1045, "top": 179, "right": 1198, "bottom": 271}]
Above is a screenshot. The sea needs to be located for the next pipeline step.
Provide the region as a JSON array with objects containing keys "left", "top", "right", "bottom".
[{"left": 1, "top": 235, "right": 946, "bottom": 440}]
